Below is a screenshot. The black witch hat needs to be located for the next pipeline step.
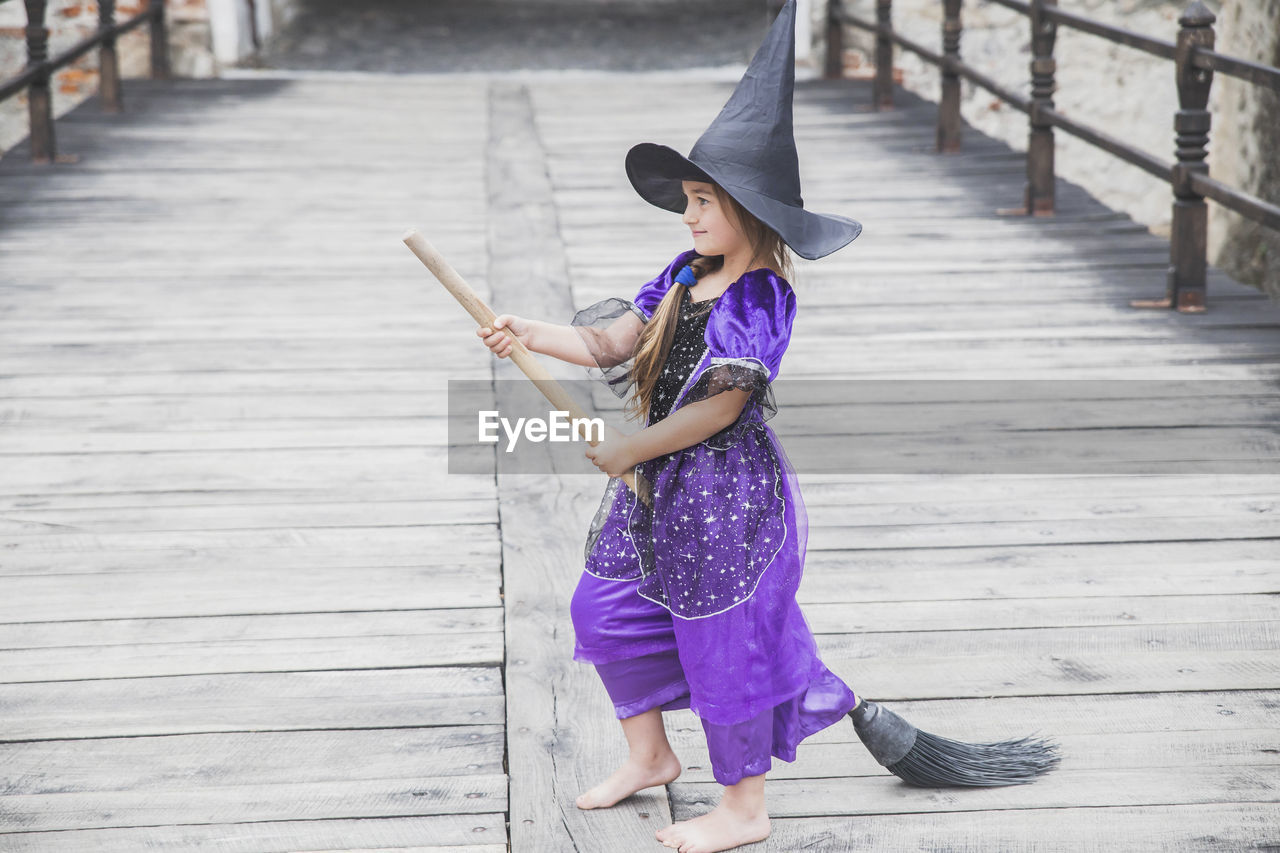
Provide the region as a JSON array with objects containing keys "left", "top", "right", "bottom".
[{"left": 625, "top": 0, "right": 862, "bottom": 261}]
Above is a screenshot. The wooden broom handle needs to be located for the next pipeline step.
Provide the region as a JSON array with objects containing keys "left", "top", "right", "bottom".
[{"left": 403, "top": 229, "right": 647, "bottom": 502}]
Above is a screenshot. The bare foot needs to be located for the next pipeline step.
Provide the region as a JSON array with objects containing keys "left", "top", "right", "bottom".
[
  {"left": 575, "top": 752, "right": 682, "bottom": 809},
  {"left": 656, "top": 802, "right": 771, "bottom": 853}
]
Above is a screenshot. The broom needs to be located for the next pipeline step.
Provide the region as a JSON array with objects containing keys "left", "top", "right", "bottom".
[
  {"left": 849, "top": 698, "right": 1061, "bottom": 787},
  {"left": 402, "top": 229, "right": 652, "bottom": 506}
]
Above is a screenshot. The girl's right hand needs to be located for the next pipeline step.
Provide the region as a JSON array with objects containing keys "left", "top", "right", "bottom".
[{"left": 477, "top": 314, "right": 532, "bottom": 359}]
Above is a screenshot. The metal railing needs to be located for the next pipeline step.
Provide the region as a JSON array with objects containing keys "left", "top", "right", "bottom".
[
  {"left": 826, "top": 0, "right": 1280, "bottom": 312},
  {"left": 1, "top": 0, "right": 169, "bottom": 164}
]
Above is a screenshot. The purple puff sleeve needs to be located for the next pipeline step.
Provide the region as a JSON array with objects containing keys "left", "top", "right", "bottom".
[
  {"left": 671, "top": 268, "right": 797, "bottom": 428},
  {"left": 569, "top": 249, "right": 700, "bottom": 398}
]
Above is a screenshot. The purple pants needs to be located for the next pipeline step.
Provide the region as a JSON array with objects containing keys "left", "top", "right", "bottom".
[{"left": 572, "top": 571, "right": 857, "bottom": 787}]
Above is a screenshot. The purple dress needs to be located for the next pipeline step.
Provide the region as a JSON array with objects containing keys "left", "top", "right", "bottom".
[{"left": 568, "top": 249, "right": 857, "bottom": 786}]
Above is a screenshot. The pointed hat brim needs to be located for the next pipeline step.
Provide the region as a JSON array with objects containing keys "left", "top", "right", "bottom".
[{"left": 625, "top": 142, "right": 862, "bottom": 261}]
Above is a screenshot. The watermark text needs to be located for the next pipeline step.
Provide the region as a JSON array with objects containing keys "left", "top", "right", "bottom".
[{"left": 478, "top": 410, "right": 605, "bottom": 452}]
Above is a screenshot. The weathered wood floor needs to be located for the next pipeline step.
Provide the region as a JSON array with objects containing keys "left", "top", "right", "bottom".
[{"left": 0, "top": 70, "right": 1277, "bottom": 852}]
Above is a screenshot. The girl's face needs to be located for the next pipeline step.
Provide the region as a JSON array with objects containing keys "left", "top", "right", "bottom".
[{"left": 681, "top": 180, "right": 749, "bottom": 258}]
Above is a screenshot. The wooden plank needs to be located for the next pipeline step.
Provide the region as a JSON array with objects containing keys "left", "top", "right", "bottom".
[
  {"left": 804, "top": 492, "right": 1280, "bottom": 530},
  {"left": 5, "top": 774, "right": 508, "bottom": 832},
  {"left": 802, "top": 593, "right": 1280, "bottom": 633},
  {"left": 490, "top": 80, "right": 674, "bottom": 853},
  {"left": 672, "top": 727, "right": 1280, "bottom": 783},
  {"left": 0, "top": 626, "right": 504, "bottom": 683},
  {"left": 0, "top": 540, "right": 497, "bottom": 574},
  {"left": 0, "top": 500, "right": 493, "bottom": 536},
  {"left": 0, "top": 340, "right": 481, "bottom": 372},
  {"left": 760, "top": 803, "right": 1280, "bottom": 852},
  {"left": 795, "top": 474, "right": 1280, "bottom": 504},
  {"left": 0, "top": 426, "right": 479, "bottom": 460},
  {"left": 0, "top": 447, "right": 490, "bottom": 496},
  {"left": 798, "top": 560, "right": 1276, "bottom": 601},
  {"left": 771, "top": 398, "right": 1280, "bottom": 434},
  {"left": 863, "top": 688, "right": 1280, "bottom": 735},
  {"left": 0, "top": 483, "right": 500, "bottom": 513},
  {"left": 818, "top": 650, "right": 1279, "bottom": 700},
  {"left": 662, "top": 691, "right": 1280, "bottom": 781},
  {"left": 0, "top": 608, "right": 501, "bottom": 649},
  {"left": 671, "top": 766, "right": 1280, "bottom": 818},
  {"left": 0, "top": 525, "right": 494, "bottom": 557},
  {"left": 1, "top": 726, "right": 505, "bottom": 787},
  {"left": 797, "top": 538, "right": 1279, "bottom": 603},
  {"left": 814, "top": 620, "right": 1280, "bottom": 658},
  {"left": 0, "top": 814, "right": 507, "bottom": 853},
  {"left": 0, "top": 567, "right": 500, "bottom": 623},
  {"left": 0, "top": 368, "right": 451, "bottom": 397},
  {"left": 804, "top": 514, "right": 1280, "bottom": 548},
  {"left": 0, "top": 667, "right": 503, "bottom": 740}
]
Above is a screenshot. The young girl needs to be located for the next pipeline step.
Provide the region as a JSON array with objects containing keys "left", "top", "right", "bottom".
[
  {"left": 476, "top": 7, "right": 1055, "bottom": 847},
  {"left": 477, "top": 169, "right": 861, "bottom": 852},
  {"left": 473, "top": 5, "right": 877, "bottom": 851}
]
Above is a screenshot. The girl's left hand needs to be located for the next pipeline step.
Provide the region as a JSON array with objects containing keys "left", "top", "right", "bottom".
[{"left": 585, "top": 436, "right": 638, "bottom": 479}]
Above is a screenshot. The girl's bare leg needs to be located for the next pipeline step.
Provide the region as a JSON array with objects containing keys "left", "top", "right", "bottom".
[
  {"left": 656, "top": 773, "right": 770, "bottom": 853},
  {"left": 576, "top": 707, "right": 683, "bottom": 809}
]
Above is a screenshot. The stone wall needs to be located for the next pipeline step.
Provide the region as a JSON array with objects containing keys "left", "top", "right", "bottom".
[
  {"left": 1209, "top": 0, "right": 1280, "bottom": 295},
  {"left": 828, "top": 0, "right": 1279, "bottom": 298}
]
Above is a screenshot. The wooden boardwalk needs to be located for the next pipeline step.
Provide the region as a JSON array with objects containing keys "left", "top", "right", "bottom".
[{"left": 0, "top": 70, "right": 1277, "bottom": 852}]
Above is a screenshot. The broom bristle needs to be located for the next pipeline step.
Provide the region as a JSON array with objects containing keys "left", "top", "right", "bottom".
[{"left": 886, "top": 728, "right": 1061, "bottom": 787}]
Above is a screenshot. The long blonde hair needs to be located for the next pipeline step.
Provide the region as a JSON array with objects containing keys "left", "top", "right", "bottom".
[{"left": 624, "top": 183, "right": 792, "bottom": 425}]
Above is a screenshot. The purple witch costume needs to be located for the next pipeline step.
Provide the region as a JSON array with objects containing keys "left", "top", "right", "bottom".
[{"left": 568, "top": 248, "right": 858, "bottom": 786}]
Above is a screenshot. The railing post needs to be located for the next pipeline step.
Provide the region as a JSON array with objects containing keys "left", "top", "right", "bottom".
[
  {"left": 824, "top": 1, "right": 845, "bottom": 80},
  {"left": 99, "top": 0, "right": 122, "bottom": 113},
  {"left": 1026, "top": 0, "right": 1057, "bottom": 215},
  {"left": 1167, "top": 1, "right": 1215, "bottom": 312},
  {"left": 873, "top": 0, "right": 893, "bottom": 109},
  {"left": 149, "top": 0, "right": 171, "bottom": 80},
  {"left": 937, "top": 0, "right": 961, "bottom": 151},
  {"left": 23, "top": 0, "right": 55, "bottom": 164}
]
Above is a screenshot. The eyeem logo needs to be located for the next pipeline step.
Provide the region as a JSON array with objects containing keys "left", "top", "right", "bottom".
[{"left": 478, "top": 410, "right": 606, "bottom": 453}]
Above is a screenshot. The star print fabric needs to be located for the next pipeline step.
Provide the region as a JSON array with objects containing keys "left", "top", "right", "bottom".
[
  {"left": 574, "top": 251, "right": 807, "bottom": 618},
  {"left": 626, "top": 424, "right": 791, "bottom": 619}
]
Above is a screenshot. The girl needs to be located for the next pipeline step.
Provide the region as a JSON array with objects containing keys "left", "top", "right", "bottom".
[
  {"left": 476, "top": 6, "right": 871, "bottom": 851},
  {"left": 477, "top": 7, "right": 1055, "bottom": 848},
  {"left": 476, "top": 174, "right": 859, "bottom": 853}
]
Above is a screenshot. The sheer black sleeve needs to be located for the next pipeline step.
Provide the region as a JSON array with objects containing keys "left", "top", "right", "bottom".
[
  {"left": 569, "top": 297, "right": 648, "bottom": 398},
  {"left": 677, "top": 357, "right": 779, "bottom": 449}
]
